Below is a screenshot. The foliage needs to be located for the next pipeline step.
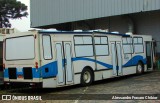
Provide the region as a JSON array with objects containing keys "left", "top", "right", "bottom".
[{"left": 0, "top": 0, "right": 28, "bottom": 28}]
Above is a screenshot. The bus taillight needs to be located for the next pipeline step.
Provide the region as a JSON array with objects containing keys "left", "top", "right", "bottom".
[{"left": 35, "top": 62, "right": 38, "bottom": 69}]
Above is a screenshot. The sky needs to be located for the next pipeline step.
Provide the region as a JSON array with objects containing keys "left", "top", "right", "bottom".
[{"left": 10, "top": 0, "right": 30, "bottom": 32}]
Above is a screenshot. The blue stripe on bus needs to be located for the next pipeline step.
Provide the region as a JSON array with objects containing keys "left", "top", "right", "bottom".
[
  {"left": 17, "top": 72, "right": 23, "bottom": 75},
  {"left": 72, "top": 57, "right": 113, "bottom": 68},
  {"left": 4, "top": 55, "right": 146, "bottom": 79},
  {"left": 40, "top": 61, "right": 58, "bottom": 78},
  {"left": 4, "top": 69, "right": 9, "bottom": 78},
  {"left": 4, "top": 68, "right": 41, "bottom": 78},
  {"left": 123, "top": 55, "right": 147, "bottom": 67},
  {"left": 40, "top": 55, "right": 146, "bottom": 78},
  {"left": 32, "top": 68, "right": 41, "bottom": 78}
]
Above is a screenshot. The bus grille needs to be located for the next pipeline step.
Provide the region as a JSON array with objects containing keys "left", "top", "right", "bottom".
[
  {"left": 8, "top": 68, "right": 17, "bottom": 79},
  {"left": 23, "top": 67, "right": 33, "bottom": 79}
]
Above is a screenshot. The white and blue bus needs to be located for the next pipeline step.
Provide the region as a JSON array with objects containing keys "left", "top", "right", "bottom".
[{"left": 3, "top": 30, "right": 154, "bottom": 88}]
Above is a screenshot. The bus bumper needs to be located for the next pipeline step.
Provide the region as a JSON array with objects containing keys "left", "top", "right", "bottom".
[{"left": 4, "top": 82, "right": 42, "bottom": 88}]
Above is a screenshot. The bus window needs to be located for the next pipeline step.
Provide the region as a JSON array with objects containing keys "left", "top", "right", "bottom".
[
  {"left": 42, "top": 35, "right": 52, "bottom": 60},
  {"left": 95, "top": 37, "right": 109, "bottom": 56},
  {"left": 133, "top": 37, "right": 144, "bottom": 53},
  {"left": 122, "top": 37, "right": 133, "bottom": 54},
  {"left": 74, "top": 36, "right": 93, "bottom": 57},
  {"left": 5, "top": 36, "right": 35, "bottom": 60}
]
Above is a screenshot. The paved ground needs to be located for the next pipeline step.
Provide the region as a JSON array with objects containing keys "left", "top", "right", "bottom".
[{"left": 1, "top": 70, "right": 160, "bottom": 103}]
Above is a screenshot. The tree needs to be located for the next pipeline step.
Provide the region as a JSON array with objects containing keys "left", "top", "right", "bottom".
[{"left": 0, "top": 0, "right": 28, "bottom": 28}]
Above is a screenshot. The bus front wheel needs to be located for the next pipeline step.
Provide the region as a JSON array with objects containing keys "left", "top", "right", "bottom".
[{"left": 81, "top": 68, "right": 93, "bottom": 86}]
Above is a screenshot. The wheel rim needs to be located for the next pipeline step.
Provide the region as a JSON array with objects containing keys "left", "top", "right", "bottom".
[
  {"left": 137, "top": 64, "right": 142, "bottom": 73},
  {"left": 83, "top": 71, "right": 91, "bottom": 83}
]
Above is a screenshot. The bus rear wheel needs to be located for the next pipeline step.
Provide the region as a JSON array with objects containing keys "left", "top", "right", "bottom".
[
  {"left": 136, "top": 62, "right": 144, "bottom": 74},
  {"left": 81, "top": 68, "right": 93, "bottom": 86}
]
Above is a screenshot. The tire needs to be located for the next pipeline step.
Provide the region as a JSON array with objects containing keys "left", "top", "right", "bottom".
[
  {"left": 136, "top": 62, "right": 144, "bottom": 74},
  {"left": 81, "top": 68, "right": 93, "bottom": 86}
]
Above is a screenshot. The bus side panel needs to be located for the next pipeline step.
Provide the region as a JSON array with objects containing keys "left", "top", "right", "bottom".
[
  {"left": 132, "top": 36, "right": 147, "bottom": 72},
  {"left": 93, "top": 36, "right": 113, "bottom": 80},
  {"left": 43, "top": 78, "right": 57, "bottom": 88},
  {"left": 72, "top": 57, "right": 96, "bottom": 84},
  {"left": 122, "top": 36, "right": 147, "bottom": 75},
  {"left": 123, "top": 66, "right": 136, "bottom": 75},
  {"left": 39, "top": 34, "right": 58, "bottom": 88},
  {"left": 95, "top": 56, "right": 113, "bottom": 80}
]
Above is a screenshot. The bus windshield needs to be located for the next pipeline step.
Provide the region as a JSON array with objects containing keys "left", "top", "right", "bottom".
[{"left": 5, "top": 35, "right": 35, "bottom": 60}]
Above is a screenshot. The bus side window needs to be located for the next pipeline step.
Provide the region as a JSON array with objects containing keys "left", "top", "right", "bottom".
[
  {"left": 74, "top": 36, "right": 93, "bottom": 57},
  {"left": 42, "top": 35, "right": 53, "bottom": 60},
  {"left": 95, "top": 37, "right": 109, "bottom": 56},
  {"left": 133, "top": 37, "right": 144, "bottom": 53},
  {"left": 122, "top": 37, "right": 133, "bottom": 54}
]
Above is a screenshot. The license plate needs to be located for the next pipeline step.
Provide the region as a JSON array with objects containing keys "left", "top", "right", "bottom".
[{"left": 18, "top": 75, "right": 23, "bottom": 78}]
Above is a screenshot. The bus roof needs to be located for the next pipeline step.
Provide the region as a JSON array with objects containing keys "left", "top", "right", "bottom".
[{"left": 38, "top": 30, "right": 130, "bottom": 37}]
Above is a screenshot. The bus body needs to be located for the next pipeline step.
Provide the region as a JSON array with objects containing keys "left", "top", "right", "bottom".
[{"left": 3, "top": 30, "right": 154, "bottom": 88}]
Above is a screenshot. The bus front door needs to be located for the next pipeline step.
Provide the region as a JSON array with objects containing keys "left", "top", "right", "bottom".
[
  {"left": 111, "top": 42, "right": 123, "bottom": 76},
  {"left": 55, "top": 42, "right": 73, "bottom": 86}
]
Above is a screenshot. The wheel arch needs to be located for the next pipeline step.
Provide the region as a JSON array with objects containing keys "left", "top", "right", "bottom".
[
  {"left": 138, "top": 60, "right": 144, "bottom": 68},
  {"left": 80, "top": 66, "right": 95, "bottom": 86},
  {"left": 82, "top": 66, "right": 95, "bottom": 81},
  {"left": 137, "top": 60, "right": 145, "bottom": 73}
]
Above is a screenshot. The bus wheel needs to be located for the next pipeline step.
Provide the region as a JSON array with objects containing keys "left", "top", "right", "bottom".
[
  {"left": 136, "top": 62, "right": 143, "bottom": 74},
  {"left": 81, "top": 68, "right": 93, "bottom": 86}
]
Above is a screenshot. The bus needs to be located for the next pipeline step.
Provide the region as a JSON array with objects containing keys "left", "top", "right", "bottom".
[{"left": 3, "top": 30, "right": 154, "bottom": 88}]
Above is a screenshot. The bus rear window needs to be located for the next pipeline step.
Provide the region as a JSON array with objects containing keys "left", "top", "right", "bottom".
[{"left": 5, "top": 36, "right": 35, "bottom": 60}]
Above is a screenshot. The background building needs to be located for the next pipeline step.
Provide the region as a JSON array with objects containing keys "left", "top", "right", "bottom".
[{"left": 30, "top": 0, "right": 160, "bottom": 53}]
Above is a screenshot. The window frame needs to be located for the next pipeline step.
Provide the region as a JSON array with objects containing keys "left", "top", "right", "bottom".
[
  {"left": 122, "top": 37, "right": 133, "bottom": 54},
  {"left": 74, "top": 35, "right": 94, "bottom": 57},
  {"left": 94, "top": 36, "right": 109, "bottom": 56},
  {"left": 5, "top": 35, "right": 35, "bottom": 61},
  {"left": 133, "top": 37, "right": 144, "bottom": 54},
  {"left": 42, "top": 35, "right": 53, "bottom": 60}
]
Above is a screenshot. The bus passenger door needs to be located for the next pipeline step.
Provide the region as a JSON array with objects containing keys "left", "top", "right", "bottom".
[
  {"left": 55, "top": 42, "right": 73, "bottom": 86},
  {"left": 64, "top": 42, "right": 73, "bottom": 85},
  {"left": 111, "top": 42, "right": 122, "bottom": 76},
  {"left": 146, "top": 41, "right": 153, "bottom": 70}
]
